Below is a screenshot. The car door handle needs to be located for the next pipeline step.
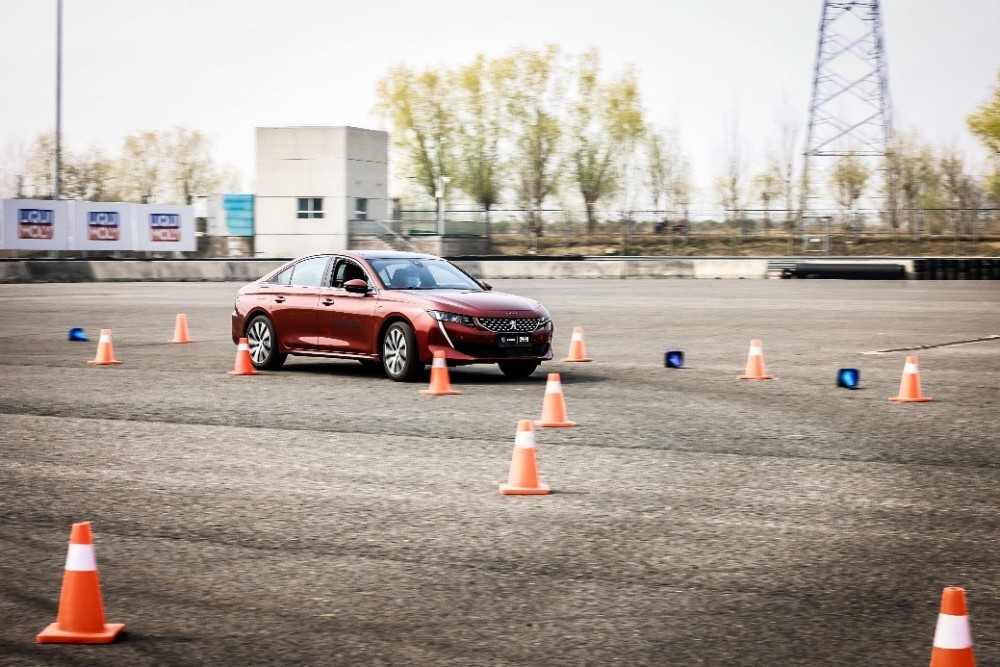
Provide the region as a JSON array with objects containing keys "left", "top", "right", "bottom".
[
  {"left": 321, "top": 298, "right": 335, "bottom": 306},
  {"left": 274, "top": 296, "right": 286, "bottom": 303}
]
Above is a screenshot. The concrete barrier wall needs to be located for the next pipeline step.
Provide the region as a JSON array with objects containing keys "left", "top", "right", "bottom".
[
  {"left": 0, "top": 257, "right": 947, "bottom": 284},
  {"left": 0, "top": 260, "right": 285, "bottom": 284}
]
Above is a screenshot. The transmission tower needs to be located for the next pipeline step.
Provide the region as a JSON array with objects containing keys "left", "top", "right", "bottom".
[{"left": 801, "top": 0, "right": 892, "bottom": 235}]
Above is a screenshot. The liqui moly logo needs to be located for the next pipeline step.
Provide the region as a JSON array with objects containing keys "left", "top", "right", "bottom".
[
  {"left": 87, "top": 211, "right": 120, "bottom": 241},
  {"left": 149, "top": 213, "right": 181, "bottom": 242},
  {"left": 17, "top": 208, "right": 55, "bottom": 240}
]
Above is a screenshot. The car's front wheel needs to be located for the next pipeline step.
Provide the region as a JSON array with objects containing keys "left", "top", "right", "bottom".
[
  {"left": 382, "top": 321, "right": 422, "bottom": 382},
  {"left": 498, "top": 360, "right": 540, "bottom": 378},
  {"left": 246, "top": 315, "right": 287, "bottom": 370}
]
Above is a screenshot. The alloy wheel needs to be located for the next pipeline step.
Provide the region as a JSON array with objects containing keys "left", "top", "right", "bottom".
[
  {"left": 384, "top": 327, "right": 407, "bottom": 376},
  {"left": 247, "top": 319, "right": 272, "bottom": 365}
]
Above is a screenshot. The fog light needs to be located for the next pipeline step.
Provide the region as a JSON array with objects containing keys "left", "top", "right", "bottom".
[
  {"left": 68, "top": 327, "right": 89, "bottom": 342},
  {"left": 664, "top": 350, "right": 684, "bottom": 368},
  {"left": 837, "top": 368, "right": 860, "bottom": 389}
]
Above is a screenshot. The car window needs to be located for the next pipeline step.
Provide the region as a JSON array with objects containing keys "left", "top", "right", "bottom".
[
  {"left": 289, "top": 256, "right": 329, "bottom": 288},
  {"left": 369, "top": 258, "right": 482, "bottom": 291},
  {"left": 331, "top": 259, "right": 369, "bottom": 289},
  {"left": 268, "top": 267, "right": 292, "bottom": 285}
]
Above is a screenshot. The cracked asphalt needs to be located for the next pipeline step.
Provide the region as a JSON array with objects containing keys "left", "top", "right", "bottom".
[{"left": 1, "top": 278, "right": 998, "bottom": 666}]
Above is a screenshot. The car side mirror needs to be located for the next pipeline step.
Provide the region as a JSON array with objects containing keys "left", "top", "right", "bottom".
[
  {"left": 344, "top": 279, "right": 369, "bottom": 294},
  {"left": 480, "top": 280, "right": 493, "bottom": 291}
]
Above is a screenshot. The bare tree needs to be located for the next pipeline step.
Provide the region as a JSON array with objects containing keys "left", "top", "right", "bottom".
[
  {"left": 117, "top": 131, "right": 165, "bottom": 203},
  {"left": 167, "top": 127, "right": 220, "bottom": 205},
  {"left": 715, "top": 112, "right": 747, "bottom": 240}
]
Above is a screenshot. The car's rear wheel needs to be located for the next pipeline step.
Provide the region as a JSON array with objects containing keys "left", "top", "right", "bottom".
[
  {"left": 498, "top": 360, "right": 540, "bottom": 378},
  {"left": 246, "top": 315, "right": 287, "bottom": 370},
  {"left": 382, "top": 321, "right": 422, "bottom": 382}
]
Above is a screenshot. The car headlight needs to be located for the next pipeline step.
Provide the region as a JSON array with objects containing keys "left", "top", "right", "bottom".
[{"left": 428, "top": 310, "right": 474, "bottom": 326}]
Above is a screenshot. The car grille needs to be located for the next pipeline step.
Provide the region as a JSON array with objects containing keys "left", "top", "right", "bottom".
[{"left": 477, "top": 317, "right": 542, "bottom": 333}]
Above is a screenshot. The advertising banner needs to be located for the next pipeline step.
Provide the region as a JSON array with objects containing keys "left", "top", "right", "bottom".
[
  {"left": 1, "top": 199, "right": 70, "bottom": 250},
  {"left": 3, "top": 200, "right": 194, "bottom": 251},
  {"left": 134, "top": 204, "right": 195, "bottom": 251},
  {"left": 72, "top": 201, "right": 134, "bottom": 251}
]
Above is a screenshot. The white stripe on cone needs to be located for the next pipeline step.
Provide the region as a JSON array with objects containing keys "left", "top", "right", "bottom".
[
  {"left": 98, "top": 334, "right": 111, "bottom": 344},
  {"left": 65, "top": 543, "right": 97, "bottom": 571},
  {"left": 545, "top": 380, "right": 563, "bottom": 393},
  {"left": 571, "top": 332, "right": 583, "bottom": 341},
  {"left": 238, "top": 342, "right": 249, "bottom": 351},
  {"left": 933, "top": 613, "right": 973, "bottom": 649},
  {"left": 749, "top": 345, "right": 762, "bottom": 356},
  {"left": 514, "top": 430, "right": 536, "bottom": 448},
  {"left": 903, "top": 362, "right": 919, "bottom": 374},
  {"left": 432, "top": 356, "right": 446, "bottom": 368}
]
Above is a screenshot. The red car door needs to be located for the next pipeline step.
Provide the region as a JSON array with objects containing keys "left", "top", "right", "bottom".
[
  {"left": 271, "top": 256, "right": 330, "bottom": 351},
  {"left": 317, "top": 258, "right": 379, "bottom": 354}
]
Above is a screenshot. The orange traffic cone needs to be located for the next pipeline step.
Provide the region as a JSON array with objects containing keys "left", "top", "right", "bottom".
[
  {"left": 420, "top": 350, "right": 460, "bottom": 396},
  {"left": 86, "top": 329, "right": 122, "bottom": 366},
  {"left": 499, "top": 420, "right": 551, "bottom": 495},
  {"left": 535, "top": 373, "right": 576, "bottom": 427},
  {"left": 890, "top": 355, "right": 932, "bottom": 402},
  {"left": 37, "top": 522, "right": 125, "bottom": 644},
  {"left": 929, "top": 587, "right": 975, "bottom": 667},
  {"left": 168, "top": 313, "right": 194, "bottom": 344},
  {"left": 562, "top": 326, "right": 593, "bottom": 362},
  {"left": 227, "top": 337, "right": 258, "bottom": 375},
  {"left": 737, "top": 339, "right": 773, "bottom": 380}
]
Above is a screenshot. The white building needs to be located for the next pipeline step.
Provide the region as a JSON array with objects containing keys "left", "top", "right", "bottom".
[{"left": 254, "top": 126, "right": 388, "bottom": 257}]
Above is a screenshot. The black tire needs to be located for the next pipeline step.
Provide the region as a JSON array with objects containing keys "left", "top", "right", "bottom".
[
  {"left": 381, "top": 321, "right": 422, "bottom": 382},
  {"left": 498, "top": 360, "right": 539, "bottom": 378},
  {"left": 246, "top": 315, "right": 287, "bottom": 370}
]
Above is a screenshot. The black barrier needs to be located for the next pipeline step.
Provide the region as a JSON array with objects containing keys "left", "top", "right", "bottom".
[
  {"left": 912, "top": 258, "right": 1000, "bottom": 280},
  {"left": 792, "top": 263, "right": 907, "bottom": 280}
]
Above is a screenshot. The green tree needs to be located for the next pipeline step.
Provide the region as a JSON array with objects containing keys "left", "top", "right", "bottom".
[
  {"left": 569, "top": 50, "right": 645, "bottom": 234},
  {"left": 829, "top": 152, "right": 870, "bottom": 225},
  {"left": 508, "top": 46, "right": 565, "bottom": 244},
  {"left": 967, "top": 70, "right": 1000, "bottom": 205},
  {"left": 453, "top": 54, "right": 514, "bottom": 233},
  {"left": 376, "top": 65, "right": 457, "bottom": 213},
  {"left": 884, "top": 132, "right": 939, "bottom": 237}
]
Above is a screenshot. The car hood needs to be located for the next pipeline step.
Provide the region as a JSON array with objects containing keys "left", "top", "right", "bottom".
[{"left": 400, "top": 290, "right": 545, "bottom": 315}]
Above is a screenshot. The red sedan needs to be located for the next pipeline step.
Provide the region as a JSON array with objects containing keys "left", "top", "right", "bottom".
[{"left": 232, "top": 251, "right": 554, "bottom": 381}]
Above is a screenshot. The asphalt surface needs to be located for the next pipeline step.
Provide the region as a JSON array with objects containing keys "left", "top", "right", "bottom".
[{"left": 1, "top": 278, "right": 998, "bottom": 666}]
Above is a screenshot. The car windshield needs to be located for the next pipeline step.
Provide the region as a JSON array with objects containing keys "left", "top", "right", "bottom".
[{"left": 369, "top": 258, "right": 482, "bottom": 291}]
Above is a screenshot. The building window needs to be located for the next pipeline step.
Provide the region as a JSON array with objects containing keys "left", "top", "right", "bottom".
[
  {"left": 355, "top": 198, "right": 368, "bottom": 221},
  {"left": 297, "top": 197, "right": 324, "bottom": 219}
]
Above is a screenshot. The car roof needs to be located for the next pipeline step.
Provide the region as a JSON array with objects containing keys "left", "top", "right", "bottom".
[{"left": 340, "top": 250, "right": 443, "bottom": 262}]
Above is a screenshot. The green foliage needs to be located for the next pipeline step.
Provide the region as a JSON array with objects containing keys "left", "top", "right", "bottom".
[
  {"left": 967, "top": 70, "right": 1000, "bottom": 205},
  {"left": 376, "top": 65, "right": 457, "bottom": 209},
  {"left": 829, "top": 152, "right": 870, "bottom": 211},
  {"left": 570, "top": 50, "right": 645, "bottom": 233},
  {"left": 376, "top": 46, "right": 666, "bottom": 239},
  {"left": 967, "top": 70, "right": 1000, "bottom": 156}
]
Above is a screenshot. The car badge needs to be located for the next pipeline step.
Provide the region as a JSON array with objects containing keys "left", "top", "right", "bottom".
[{"left": 509, "top": 320, "right": 516, "bottom": 330}]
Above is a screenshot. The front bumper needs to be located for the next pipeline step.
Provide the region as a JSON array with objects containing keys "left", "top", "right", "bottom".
[{"left": 426, "top": 319, "right": 554, "bottom": 364}]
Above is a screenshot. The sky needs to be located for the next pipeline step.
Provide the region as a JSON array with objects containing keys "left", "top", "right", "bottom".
[{"left": 1, "top": 0, "right": 998, "bottom": 204}]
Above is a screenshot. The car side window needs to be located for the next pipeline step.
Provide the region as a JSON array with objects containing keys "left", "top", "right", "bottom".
[
  {"left": 289, "top": 257, "right": 329, "bottom": 288},
  {"left": 269, "top": 267, "right": 292, "bottom": 285},
  {"left": 330, "top": 259, "right": 368, "bottom": 289}
]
